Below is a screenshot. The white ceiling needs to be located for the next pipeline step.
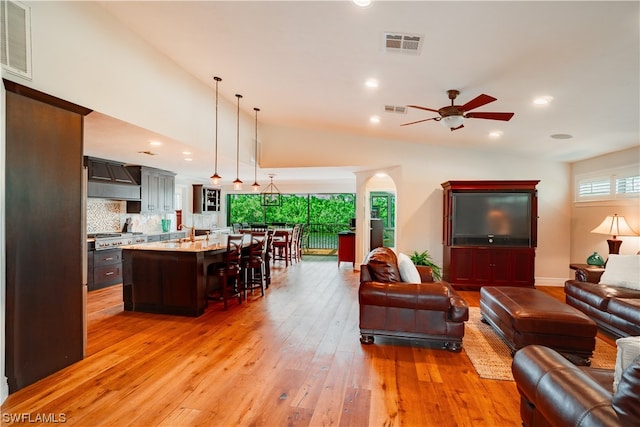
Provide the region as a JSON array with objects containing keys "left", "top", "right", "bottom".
[{"left": 86, "top": 1, "right": 640, "bottom": 183}]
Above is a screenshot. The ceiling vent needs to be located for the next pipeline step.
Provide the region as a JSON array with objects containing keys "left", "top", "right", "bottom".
[
  {"left": 1, "top": 0, "right": 32, "bottom": 79},
  {"left": 384, "top": 105, "right": 407, "bottom": 114},
  {"left": 384, "top": 32, "right": 423, "bottom": 55}
]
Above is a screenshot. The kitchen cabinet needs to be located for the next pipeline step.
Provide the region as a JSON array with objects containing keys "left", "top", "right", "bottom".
[
  {"left": 127, "top": 166, "right": 176, "bottom": 214},
  {"left": 90, "top": 249, "right": 123, "bottom": 290},
  {"left": 193, "top": 184, "right": 221, "bottom": 213}
]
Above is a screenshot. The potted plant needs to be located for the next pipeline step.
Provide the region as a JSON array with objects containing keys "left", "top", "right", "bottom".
[{"left": 409, "top": 250, "right": 442, "bottom": 281}]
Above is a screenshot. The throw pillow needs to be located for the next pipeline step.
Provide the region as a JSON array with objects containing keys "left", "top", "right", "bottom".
[
  {"left": 397, "top": 252, "right": 421, "bottom": 284},
  {"left": 613, "top": 336, "right": 640, "bottom": 392},
  {"left": 600, "top": 255, "right": 640, "bottom": 290},
  {"left": 612, "top": 354, "right": 640, "bottom": 424}
]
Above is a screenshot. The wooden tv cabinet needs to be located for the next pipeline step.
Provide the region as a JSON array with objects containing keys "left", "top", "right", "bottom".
[{"left": 441, "top": 180, "right": 539, "bottom": 289}]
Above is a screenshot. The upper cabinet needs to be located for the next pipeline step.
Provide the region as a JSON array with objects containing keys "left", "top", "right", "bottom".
[
  {"left": 193, "top": 184, "right": 221, "bottom": 213},
  {"left": 126, "top": 166, "right": 176, "bottom": 214}
]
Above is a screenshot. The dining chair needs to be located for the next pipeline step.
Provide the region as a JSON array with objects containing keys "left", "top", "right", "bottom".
[
  {"left": 242, "top": 231, "right": 267, "bottom": 298},
  {"left": 208, "top": 234, "right": 244, "bottom": 310},
  {"left": 271, "top": 229, "right": 291, "bottom": 267}
]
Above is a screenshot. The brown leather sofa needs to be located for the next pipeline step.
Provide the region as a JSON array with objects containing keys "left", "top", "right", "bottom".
[
  {"left": 358, "top": 247, "right": 468, "bottom": 351},
  {"left": 565, "top": 266, "right": 640, "bottom": 339},
  {"left": 512, "top": 345, "right": 640, "bottom": 427}
]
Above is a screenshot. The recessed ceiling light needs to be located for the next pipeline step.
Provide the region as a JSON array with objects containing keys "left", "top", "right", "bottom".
[
  {"left": 489, "top": 131, "right": 503, "bottom": 138},
  {"left": 184, "top": 158, "right": 193, "bottom": 162},
  {"left": 550, "top": 133, "right": 573, "bottom": 139},
  {"left": 353, "top": 0, "right": 371, "bottom": 7},
  {"left": 149, "top": 140, "right": 162, "bottom": 146},
  {"left": 533, "top": 96, "right": 553, "bottom": 106},
  {"left": 375, "top": 172, "right": 387, "bottom": 178},
  {"left": 182, "top": 151, "right": 192, "bottom": 155},
  {"left": 370, "top": 115, "right": 380, "bottom": 124},
  {"left": 365, "top": 78, "right": 379, "bottom": 89}
]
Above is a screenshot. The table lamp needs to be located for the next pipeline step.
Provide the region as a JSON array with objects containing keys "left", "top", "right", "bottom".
[{"left": 591, "top": 214, "right": 638, "bottom": 254}]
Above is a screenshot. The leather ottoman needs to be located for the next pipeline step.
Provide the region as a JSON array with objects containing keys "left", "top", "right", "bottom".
[{"left": 480, "top": 286, "right": 598, "bottom": 365}]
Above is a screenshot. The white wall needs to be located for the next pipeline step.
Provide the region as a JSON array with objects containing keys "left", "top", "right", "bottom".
[
  {"left": 1, "top": 71, "right": 8, "bottom": 404},
  {"left": 570, "top": 146, "right": 640, "bottom": 263},
  {"left": 263, "top": 123, "right": 572, "bottom": 282}
]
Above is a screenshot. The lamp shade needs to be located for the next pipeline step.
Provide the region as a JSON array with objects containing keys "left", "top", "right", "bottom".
[
  {"left": 440, "top": 115, "right": 464, "bottom": 129},
  {"left": 591, "top": 214, "right": 638, "bottom": 238}
]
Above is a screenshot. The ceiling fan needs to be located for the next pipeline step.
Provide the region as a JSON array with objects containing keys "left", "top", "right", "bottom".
[{"left": 401, "top": 89, "right": 514, "bottom": 131}]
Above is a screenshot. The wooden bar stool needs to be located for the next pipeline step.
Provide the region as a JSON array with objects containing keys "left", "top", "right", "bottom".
[
  {"left": 242, "top": 231, "right": 267, "bottom": 299},
  {"left": 208, "top": 234, "right": 244, "bottom": 310}
]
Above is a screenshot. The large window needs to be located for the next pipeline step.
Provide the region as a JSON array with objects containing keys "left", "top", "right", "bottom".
[{"left": 227, "top": 193, "right": 356, "bottom": 250}]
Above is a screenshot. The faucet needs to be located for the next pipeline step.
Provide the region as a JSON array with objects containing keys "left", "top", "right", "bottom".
[{"left": 179, "top": 224, "right": 196, "bottom": 242}]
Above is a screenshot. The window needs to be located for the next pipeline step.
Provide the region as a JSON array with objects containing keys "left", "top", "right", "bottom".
[{"left": 575, "top": 165, "right": 640, "bottom": 201}]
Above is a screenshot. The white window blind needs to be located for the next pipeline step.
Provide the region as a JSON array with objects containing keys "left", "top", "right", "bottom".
[
  {"left": 576, "top": 165, "right": 640, "bottom": 201},
  {"left": 616, "top": 175, "right": 640, "bottom": 195},
  {"left": 579, "top": 179, "right": 611, "bottom": 198}
]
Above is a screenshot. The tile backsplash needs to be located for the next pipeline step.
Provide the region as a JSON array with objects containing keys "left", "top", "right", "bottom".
[{"left": 86, "top": 199, "right": 177, "bottom": 234}]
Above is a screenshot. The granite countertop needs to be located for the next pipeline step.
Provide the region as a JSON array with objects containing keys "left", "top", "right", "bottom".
[{"left": 120, "top": 236, "right": 232, "bottom": 253}]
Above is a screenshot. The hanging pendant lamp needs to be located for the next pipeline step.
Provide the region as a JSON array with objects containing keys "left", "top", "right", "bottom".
[
  {"left": 210, "top": 76, "right": 222, "bottom": 186},
  {"left": 252, "top": 107, "right": 261, "bottom": 192},
  {"left": 232, "top": 93, "right": 243, "bottom": 191},
  {"left": 261, "top": 174, "right": 281, "bottom": 206}
]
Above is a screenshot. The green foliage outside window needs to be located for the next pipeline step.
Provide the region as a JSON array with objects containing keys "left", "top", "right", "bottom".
[{"left": 228, "top": 193, "right": 356, "bottom": 225}]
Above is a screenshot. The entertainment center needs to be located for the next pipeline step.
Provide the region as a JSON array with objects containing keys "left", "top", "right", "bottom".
[{"left": 441, "top": 180, "right": 539, "bottom": 289}]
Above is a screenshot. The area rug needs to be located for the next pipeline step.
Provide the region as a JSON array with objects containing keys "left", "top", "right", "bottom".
[{"left": 464, "top": 307, "right": 617, "bottom": 381}]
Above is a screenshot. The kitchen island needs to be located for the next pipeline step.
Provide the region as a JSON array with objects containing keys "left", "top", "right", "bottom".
[{"left": 121, "top": 237, "right": 233, "bottom": 316}]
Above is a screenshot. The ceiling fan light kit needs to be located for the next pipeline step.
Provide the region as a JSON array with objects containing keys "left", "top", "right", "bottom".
[{"left": 403, "top": 89, "right": 514, "bottom": 131}]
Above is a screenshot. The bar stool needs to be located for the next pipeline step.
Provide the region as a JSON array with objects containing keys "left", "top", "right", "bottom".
[
  {"left": 271, "top": 229, "right": 291, "bottom": 267},
  {"left": 242, "top": 231, "right": 267, "bottom": 299},
  {"left": 208, "top": 234, "right": 243, "bottom": 310}
]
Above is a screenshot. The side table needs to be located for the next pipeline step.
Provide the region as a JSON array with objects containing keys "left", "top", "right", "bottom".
[
  {"left": 569, "top": 263, "right": 605, "bottom": 283},
  {"left": 338, "top": 231, "right": 355, "bottom": 267}
]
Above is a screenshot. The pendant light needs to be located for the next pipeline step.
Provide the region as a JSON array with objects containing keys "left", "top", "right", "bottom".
[
  {"left": 251, "top": 107, "right": 260, "bottom": 192},
  {"left": 261, "top": 174, "right": 282, "bottom": 206},
  {"left": 232, "top": 93, "right": 243, "bottom": 191},
  {"left": 210, "top": 76, "right": 222, "bottom": 186}
]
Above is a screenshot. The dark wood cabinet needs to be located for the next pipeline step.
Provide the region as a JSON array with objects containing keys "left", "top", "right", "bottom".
[
  {"left": 193, "top": 184, "right": 221, "bottom": 213},
  {"left": 338, "top": 231, "right": 355, "bottom": 267},
  {"left": 91, "top": 249, "right": 123, "bottom": 290},
  {"left": 127, "top": 166, "right": 175, "bottom": 214},
  {"left": 441, "top": 180, "right": 539, "bottom": 289},
  {"left": 4, "top": 80, "right": 91, "bottom": 392},
  {"left": 444, "top": 247, "right": 535, "bottom": 288}
]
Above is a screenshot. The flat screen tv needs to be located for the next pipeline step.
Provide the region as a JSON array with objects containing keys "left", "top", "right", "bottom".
[{"left": 451, "top": 192, "right": 533, "bottom": 246}]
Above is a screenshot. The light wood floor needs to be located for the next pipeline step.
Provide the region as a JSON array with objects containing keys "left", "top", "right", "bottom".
[{"left": 1, "top": 257, "right": 614, "bottom": 426}]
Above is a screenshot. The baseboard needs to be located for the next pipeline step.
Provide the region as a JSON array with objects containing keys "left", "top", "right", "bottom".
[
  {"left": 535, "top": 277, "right": 566, "bottom": 287},
  {"left": 1, "top": 376, "right": 8, "bottom": 405}
]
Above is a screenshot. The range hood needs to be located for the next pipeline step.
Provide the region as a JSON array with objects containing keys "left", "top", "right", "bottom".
[{"left": 84, "top": 156, "right": 141, "bottom": 201}]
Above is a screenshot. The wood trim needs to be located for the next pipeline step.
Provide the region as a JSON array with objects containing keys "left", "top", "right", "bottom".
[{"left": 3, "top": 79, "right": 92, "bottom": 116}]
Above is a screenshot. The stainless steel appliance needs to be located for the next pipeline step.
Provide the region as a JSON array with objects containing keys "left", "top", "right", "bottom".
[{"left": 89, "top": 232, "right": 147, "bottom": 250}]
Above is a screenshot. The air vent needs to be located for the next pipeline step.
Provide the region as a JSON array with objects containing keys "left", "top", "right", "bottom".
[
  {"left": 1, "top": 0, "right": 32, "bottom": 79},
  {"left": 384, "top": 32, "right": 423, "bottom": 55},
  {"left": 384, "top": 105, "right": 407, "bottom": 114}
]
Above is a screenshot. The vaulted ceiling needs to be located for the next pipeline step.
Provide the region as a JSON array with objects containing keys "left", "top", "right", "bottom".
[{"left": 86, "top": 1, "right": 639, "bottom": 181}]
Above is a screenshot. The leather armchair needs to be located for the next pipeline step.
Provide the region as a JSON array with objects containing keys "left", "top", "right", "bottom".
[
  {"left": 358, "top": 247, "right": 468, "bottom": 352},
  {"left": 512, "top": 345, "right": 640, "bottom": 427}
]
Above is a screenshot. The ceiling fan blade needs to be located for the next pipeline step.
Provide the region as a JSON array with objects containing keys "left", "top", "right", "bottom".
[
  {"left": 400, "top": 117, "right": 439, "bottom": 126},
  {"left": 459, "top": 94, "right": 497, "bottom": 112},
  {"left": 407, "top": 105, "right": 440, "bottom": 113},
  {"left": 465, "top": 111, "right": 514, "bottom": 121}
]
